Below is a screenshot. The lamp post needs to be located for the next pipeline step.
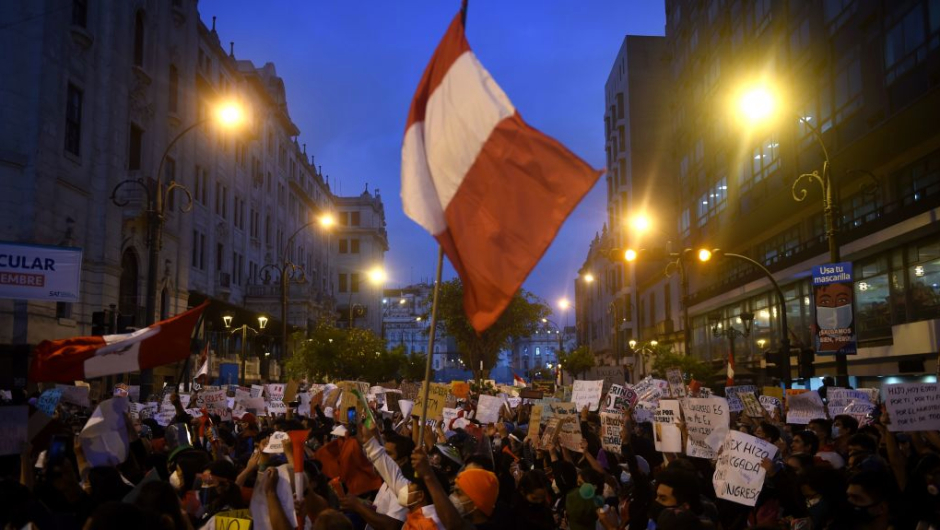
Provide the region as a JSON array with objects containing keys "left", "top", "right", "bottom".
[
  {"left": 260, "top": 213, "right": 334, "bottom": 376},
  {"left": 737, "top": 84, "right": 849, "bottom": 386},
  {"left": 623, "top": 247, "right": 697, "bottom": 356},
  {"left": 111, "top": 101, "right": 244, "bottom": 398},
  {"left": 223, "top": 314, "right": 268, "bottom": 386},
  {"left": 346, "top": 266, "right": 386, "bottom": 329},
  {"left": 710, "top": 310, "right": 754, "bottom": 385},
  {"left": 699, "top": 249, "right": 792, "bottom": 387},
  {"left": 628, "top": 339, "right": 658, "bottom": 380}
]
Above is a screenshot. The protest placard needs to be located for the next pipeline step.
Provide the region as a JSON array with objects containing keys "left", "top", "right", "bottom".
[
  {"left": 725, "top": 385, "right": 757, "bottom": 413},
  {"left": 266, "top": 384, "right": 285, "bottom": 401},
  {"left": 235, "top": 387, "right": 250, "bottom": 402},
  {"left": 699, "top": 387, "right": 713, "bottom": 398},
  {"left": 786, "top": 391, "right": 826, "bottom": 424},
  {"left": 529, "top": 405, "right": 543, "bottom": 439},
  {"left": 681, "top": 397, "right": 730, "bottom": 459},
  {"left": 267, "top": 401, "right": 287, "bottom": 415},
  {"left": 762, "top": 386, "right": 784, "bottom": 399},
  {"left": 586, "top": 366, "right": 626, "bottom": 394},
  {"left": 56, "top": 384, "right": 90, "bottom": 408},
  {"left": 600, "top": 411, "right": 624, "bottom": 454},
  {"left": 507, "top": 397, "right": 522, "bottom": 409},
  {"left": 843, "top": 400, "right": 876, "bottom": 424},
  {"left": 451, "top": 381, "right": 470, "bottom": 400},
  {"left": 263, "top": 431, "right": 290, "bottom": 454},
  {"left": 540, "top": 417, "right": 561, "bottom": 447},
  {"left": 572, "top": 380, "right": 604, "bottom": 412},
  {"left": 242, "top": 397, "right": 267, "bottom": 416},
  {"left": 201, "top": 389, "right": 227, "bottom": 411},
  {"left": 827, "top": 389, "right": 872, "bottom": 418},
  {"left": 475, "top": 394, "right": 504, "bottom": 424},
  {"left": 520, "top": 388, "right": 544, "bottom": 400},
  {"left": 400, "top": 382, "right": 421, "bottom": 401},
  {"left": 633, "top": 377, "right": 665, "bottom": 404},
  {"left": 81, "top": 398, "right": 130, "bottom": 468},
  {"left": 653, "top": 400, "right": 683, "bottom": 453},
  {"left": 213, "top": 510, "right": 252, "bottom": 530},
  {"left": 0, "top": 406, "right": 28, "bottom": 456},
  {"left": 604, "top": 384, "right": 638, "bottom": 413},
  {"left": 414, "top": 382, "right": 450, "bottom": 421},
  {"left": 740, "top": 392, "right": 765, "bottom": 418},
  {"left": 884, "top": 383, "right": 940, "bottom": 432},
  {"left": 250, "top": 385, "right": 264, "bottom": 398},
  {"left": 549, "top": 402, "right": 582, "bottom": 451},
  {"left": 398, "top": 399, "right": 414, "bottom": 419},
  {"left": 37, "top": 388, "right": 63, "bottom": 416},
  {"left": 634, "top": 401, "right": 656, "bottom": 423},
  {"left": 284, "top": 380, "right": 300, "bottom": 403},
  {"left": 666, "top": 368, "right": 687, "bottom": 398},
  {"left": 442, "top": 407, "right": 459, "bottom": 426},
  {"left": 713, "top": 430, "right": 778, "bottom": 507},
  {"left": 857, "top": 388, "right": 880, "bottom": 403},
  {"left": 759, "top": 396, "right": 782, "bottom": 418}
]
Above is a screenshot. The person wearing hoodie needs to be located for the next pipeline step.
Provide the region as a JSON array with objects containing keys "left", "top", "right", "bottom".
[{"left": 511, "top": 470, "right": 554, "bottom": 530}]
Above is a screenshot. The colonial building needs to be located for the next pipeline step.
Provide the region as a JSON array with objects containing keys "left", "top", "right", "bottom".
[
  {"left": 381, "top": 283, "right": 461, "bottom": 375},
  {"left": 334, "top": 188, "right": 389, "bottom": 336},
  {"left": 0, "top": 1, "right": 385, "bottom": 390}
]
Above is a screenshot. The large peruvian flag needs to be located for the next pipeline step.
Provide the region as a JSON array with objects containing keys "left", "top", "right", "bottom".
[
  {"left": 30, "top": 301, "right": 208, "bottom": 383},
  {"left": 401, "top": 12, "right": 602, "bottom": 332}
]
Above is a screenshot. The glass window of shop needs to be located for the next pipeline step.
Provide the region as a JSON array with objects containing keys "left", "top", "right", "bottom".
[
  {"left": 855, "top": 255, "right": 892, "bottom": 341},
  {"left": 908, "top": 239, "right": 940, "bottom": 321}
]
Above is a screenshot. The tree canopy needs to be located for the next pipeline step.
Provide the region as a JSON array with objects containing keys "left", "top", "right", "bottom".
[
  {"left": 648, "top": 344, "right": 710, "bottom": 383},
  {"left": 557, "top": 345, "right": 595, "bottom": 379},
  {"left": 286, "top": 323, "right": 410, "bottom": 383},
  {"left": 432, "top": 279, "right": 549, "bottom": 380}
]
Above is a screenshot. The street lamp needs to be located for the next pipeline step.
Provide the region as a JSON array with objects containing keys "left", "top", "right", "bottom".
[
  {"left": 259, "top": 212, "right": 335, "bottom": 376},
  {"left": 223, "top": 314, "right": 268, "bottom": 385},
  {"left": 628, "top": 339, "right": 658, "bottom": 380},
  {"left": 111, "top": 100, "right": 245, "bottom": 398},
  {"left": 735, "top": 84, "right": 848, "bottom": 386},
  {"left": 347, "top": 266, "right": 386, "bottom": 329}
]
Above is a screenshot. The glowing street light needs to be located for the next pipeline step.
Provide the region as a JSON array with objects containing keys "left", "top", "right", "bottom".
[
  {"left": 629, "top": 214, "right": 652, "bottom": 233},
  {"left": 582, "top": 272, "right": 595, "bottom": 283},
  {"left": 737, "top": 85, "right": 778, "bottom": 124}
]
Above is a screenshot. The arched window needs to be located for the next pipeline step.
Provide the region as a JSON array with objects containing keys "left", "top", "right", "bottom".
[
  {"left": 168, "top": 65, "right": 178, "bottom": 112},
  {"left": 119, "top": 249, "right": 139, "bottom": 323},
  {"left": 133, "top": 11, "right": 145, "bottom": 67}
]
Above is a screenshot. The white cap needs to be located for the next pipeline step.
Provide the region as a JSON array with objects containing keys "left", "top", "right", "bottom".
[{"left": 330, "top": 425, "right": 348, "bottom": 437}]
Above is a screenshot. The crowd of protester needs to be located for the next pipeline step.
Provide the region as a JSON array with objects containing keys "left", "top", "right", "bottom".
[{"left": 1, "top": 378, "right": 939, "bottom": 530}]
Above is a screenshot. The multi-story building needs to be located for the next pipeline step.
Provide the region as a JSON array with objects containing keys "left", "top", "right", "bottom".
[
  {"left": 0, "top": 1, "right": 384, "bottom": 389},
  {"left": 576, "top": 35, "right": 670, "bottom": 373},
  {"left": 381, "top": 283, "right": 460, "bottom": 375},
  {"left": 632, "top": 0, "right": 940, "bottom": 387},
  {"left": 334, "top": 188, "right": 389, "bottom": 335}
]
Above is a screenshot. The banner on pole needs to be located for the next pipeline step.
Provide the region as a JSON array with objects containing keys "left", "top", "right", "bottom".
[{"left": 812, "top": 262, "right": 857, "bottom": 355}]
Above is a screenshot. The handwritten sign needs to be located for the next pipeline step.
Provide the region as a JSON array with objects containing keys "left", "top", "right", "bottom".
[
  {"left": 762, "top": 386, "right": 784, "bottom": 399},
  {"left": 529, "top": 405, "right": 543, "bottom": 439},
  {"left": 201, "top": 390, "right": 227, "bottom": 411},
  {"left": 633, "top": 377, "right": 665, "bottom": 404},
  {"left": 56, "top": 384, "right": 90, "bottom": 408},
  {"left": 250, "top": 385, "right": 264, "bottom": 398},
  {"left": 786, "top": 391, "right": 826, "bottom": 424},
  {"left": 267, "top": 401, "right": 287, "bottom": 415},
  {"left": 540, "top": 417, "right": 561, "bottom": 447},
  {"left": 724, "top": 385, "right": 757, "bottom": 413},
  {"left": 37, "top": 388, "right": 63, "bottom": 416},
  {"left": 634, "top": 401, "right": 656, "bottom": 423},
  {"left": 520, "top": 388, "right": 544, "bottom": 400},
  {"left": 451, "top": 381, "right": 470, "bottom": 399},
  {"left": 550, "top": 401, "right": 582, "bottom": 451},
  {"left": 414, "top": 382, "right": 450, "bottom": 421},
  {"left": 759, "top": 395, "right": 782, "bottom": 418},
  {"left": 666, "top": 369, "right": 686, "bottom": 398},
  {"left": 600, "top": 411, "right": 624, "bottom": 454},
  {"left": 827, "top": 389, "right": 871, "bottom": 418},
  {"left": 884, "top": 383, "right": 940, "bottom": 432},
  {"left": 586, "top": 366, "right": 626, "bottom": 394},
  {"left": 681, "top": 397, "right": 729, "bottom": 459},
  {"left": 0, "top": 406, "right": 28, "bottom": 456},
  {"left": 266, "top": 384, "right": 285, "bottom": 401},
  {"left": 653, "top": 400, "right": 683, "bottom": 453},
  {"left": 739, "top": 392, "right": 765, "bottom": 418},
  {"left": 571, "top": 380, "right": 604, "bottom": 412},
  {"left": 604, "top": 384, "right": 637, "bottom": 413},
  {"left": 713, "top": 430, "right": 777, "bottom": 507},
  {"left": 263, "top": 431, "right": 290, "bottom": 454},
  {"left": 475, "top": 395, "right": 504, "bottom": 425}
]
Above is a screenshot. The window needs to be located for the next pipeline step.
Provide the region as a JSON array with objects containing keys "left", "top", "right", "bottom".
[
  {"left": 664, "top": 283, "right": 672, "bottom": 321},
  {"left": 133, "top": 10, "right": 145, "bottom": 68},
  {"left": 351, "top": 211, "right": 361, "bottom": 226},
  {"left": 65, "top": 84, "right": 82, "bottom": 156},
  {"left": 191, "top": 230, "right": 206, "bottom": 270},
  {"left": 884, "top": 5, "right": 928, "bottom": 83},
  {"left": 855, "top": 256, "right": 892, "bottom": 340},
  {"left": 832, "top": 48, "right": 862, "bottom": 126},
  {"left": 351, "top": 273, "right": 361, "bottom": 293},
  {"left": 908, "top": 239, "right": 940, "bottom": 320},
  {"left": 697, "top": 177, "right": 728, "bottom": 227},
  {"left": 339, "top": 273, "right": 347, "bottom": 293},
  {"left": 72, "top": 0, "right": 87, "bottom": 28},
  {"left": 339, "top": 239, "right": 348, "bottom": 254},
  {"left": 265, "top": 215, "right": 271, "bottom": 245},
  {"left": 128, "top": 124, "right": 143, "bottom": 170},
  {"left": 742, "top": 136, "right": 780, "bottom": 189},
  {"left": 216, "top": 243, "right": 224, "bottom": 272},
  {"left": 250, "top": 209, "right": 259, "bottom": 238},
  {"left": 56, "top": 301, "right": 73, "bottom": 319},
  {"left": 679, "top": 208, "right": 691, "bottom": 239},
  {"left": 168, "top": 65, "right": 179, "bottom": 113},
  {"left": 351, "top": 239, "right": 360, "bottom": 254}
]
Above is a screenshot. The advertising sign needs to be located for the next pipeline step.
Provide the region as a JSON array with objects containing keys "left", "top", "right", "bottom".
[
  {"left": 0, "top": 242, "right": 83, "bottom": 301},
  {"left": 812, "top": 262, "right": 856, "bottom": 355}
]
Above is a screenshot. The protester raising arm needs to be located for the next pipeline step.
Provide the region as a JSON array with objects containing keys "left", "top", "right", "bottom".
[
  {"left": 874, "top": 411, "right": 909, "bottom": 491},
  {"left": 263, "top": 468, "right": 297, "bottom": 530},
  {"left": 411, "top": 447, "right": 472, "bottom": 530}
]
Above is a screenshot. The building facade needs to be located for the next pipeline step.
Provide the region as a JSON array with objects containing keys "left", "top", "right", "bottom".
[
  {"left": 0, "top": 1, "right": 385, "bottom": 389},
  {"left": 583, "top": 0, "right": 940, "bottom": 388},
  {"left": 381, "top": 284, "right": 461, "bottom": 375},
  {"left": 334, "top": 188, "right": 389, "bottom": 335}
]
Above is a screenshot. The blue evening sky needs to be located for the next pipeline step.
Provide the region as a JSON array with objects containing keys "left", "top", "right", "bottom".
[{"left": 199, "top": 0, "right": 666, "bottom": 313}]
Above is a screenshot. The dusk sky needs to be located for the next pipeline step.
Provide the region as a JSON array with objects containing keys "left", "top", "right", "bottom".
[{"left": 200, "top": 0, "right": 666, "bottom": 316}]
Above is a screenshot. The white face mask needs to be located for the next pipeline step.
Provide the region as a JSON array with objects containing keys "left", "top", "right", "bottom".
[
  {"left": 620, "top": 471, "right": 631, "bottom": 484},
  {"left": 449, "top": 493, "right": 473, "bottom": 516},
  {"left": 831, "top": 426, "right": 842, "bottom": 439},
  {"left": 170, "top": 470, "right": 183, "bottom": 490},
  {"left": 816, "top": 304, "right": 852, "bottom": 329}
]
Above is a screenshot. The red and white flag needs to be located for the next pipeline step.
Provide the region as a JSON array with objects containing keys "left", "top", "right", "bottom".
[
  {"left": 513, "top": 372, "right": 527, "bottom": 388},
  {"left": 401, "top": 12, "right": 602, "bottom": 332},
  {"left": 727, "top": 350, "right": 735, "bottom": 388},
  {"left": 30, "top": 302, "right": 208, "bottom": 383},
  {"left": 194, "top": 341, "right": 210, "bottom": 381}
]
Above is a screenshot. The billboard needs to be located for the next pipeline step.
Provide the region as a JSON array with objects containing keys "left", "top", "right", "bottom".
[
  {"left": 0, "top": 242, "right": 82, "bottom": 302},
  {"left": 812, "top": 262, "right": 856, "bottom": 355}
]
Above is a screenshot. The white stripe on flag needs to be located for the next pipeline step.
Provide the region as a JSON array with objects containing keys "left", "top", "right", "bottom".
[
  {"left": 85, "top": 326, "right": 157, "bottom": 379},
  {"left": 402, "top": 124, "right": 444, "bottom": 234},
  {"left": 424, "top": 52, "right": 515, "bottom": 210}
]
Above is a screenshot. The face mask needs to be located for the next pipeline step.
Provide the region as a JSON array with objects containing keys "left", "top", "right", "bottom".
[
  {"left": 831, "top": 426, "right": 841, "bottom": 439},
  {"left": 397, "top": 487, "right": 418, "bottom": 508},
  {"left": 620, "top": 471, "right": 631, "bottom": 485},
  {"left": 170, "top": 470, "right": 183, "bottom": 490},
  {"left": 449, "top": 493, "right": 473, "bottom": 516},
  {"left": 578, "top": 483, "right": 596, "bottom": 500},
  {"left": 649, "top": 500, "right": 665, "bottom": 521},
  {"left": 816, "top": 304, "right": 852, "bottom": 329},
  {"left": 806, "top": 496, "right": 821, "bottom": 508}
]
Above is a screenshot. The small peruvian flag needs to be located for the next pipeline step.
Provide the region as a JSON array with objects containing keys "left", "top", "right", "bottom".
[{"left": 513, "top": 372, "right": 526, "bottom": 388}]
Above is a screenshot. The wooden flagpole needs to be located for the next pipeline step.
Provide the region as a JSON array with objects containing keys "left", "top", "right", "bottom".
[{"left": 416, "top": 246, "right": 445, "bottom": 447}]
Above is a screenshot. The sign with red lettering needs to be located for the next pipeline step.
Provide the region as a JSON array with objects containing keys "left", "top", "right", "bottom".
[{"left": 0, "top": 242, "right": 83, "bottom": 301}]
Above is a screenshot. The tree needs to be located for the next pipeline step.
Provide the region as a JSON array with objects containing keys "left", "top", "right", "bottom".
[
  {"left": 398, "top": 345, "right": 431, "bottom": 381},
  {"left": 648, "top": 344, "right": 710, "bottom": 383},
  {"left": 557, "top": 346, "right": 595, "bottom": 380},
  {"left": 286, "top": 323, "right": 396, "bottom": 382},
  {"left": 432, "top": 279, "right": 549, "bottom": 382}
]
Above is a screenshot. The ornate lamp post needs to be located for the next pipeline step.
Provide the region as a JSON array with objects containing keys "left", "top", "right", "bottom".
[{"left": 223, "top": 313, "right": 268, "bottom": 385}]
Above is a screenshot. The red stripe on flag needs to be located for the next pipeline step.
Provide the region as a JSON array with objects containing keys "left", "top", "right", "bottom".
[
  {"left": 136, "top": 301, "right": 207, "bottom": 371},
  {"left": 438, "top": 112, "right": 602, "bottom": 331},
  {"left": 404, "top": 13, "right": 471, "bottom": 131},
  {"left": 29, "top": 336, "right": 106, "bottom": 383}
]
